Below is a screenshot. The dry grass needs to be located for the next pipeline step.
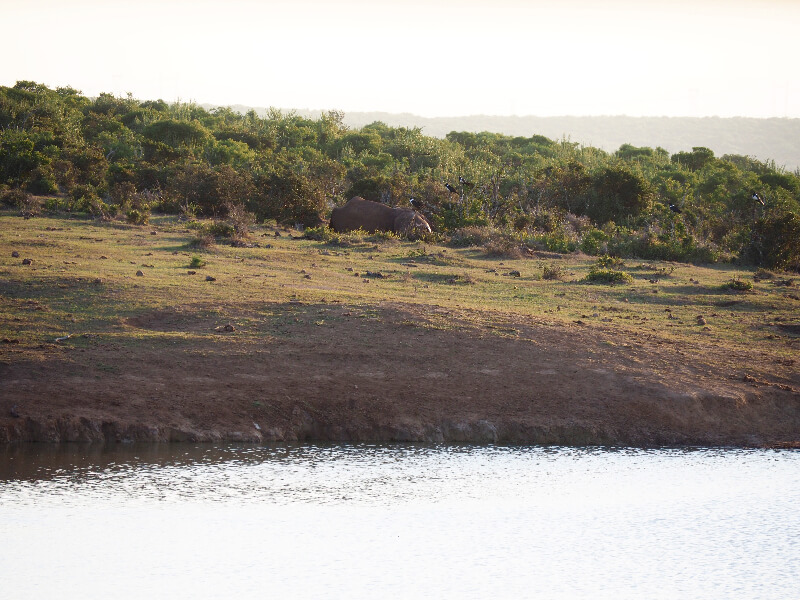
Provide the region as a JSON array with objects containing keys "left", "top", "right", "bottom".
[{"left": 2, "top": 209, "right": 799, "bottom": 362}]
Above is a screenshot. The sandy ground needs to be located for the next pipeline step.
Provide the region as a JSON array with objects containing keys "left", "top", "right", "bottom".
[{"left": 1, "top": 301, "right": 798, "bottom": 446}]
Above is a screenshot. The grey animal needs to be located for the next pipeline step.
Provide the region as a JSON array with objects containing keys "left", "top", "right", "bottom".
[{"left": 329, "top": 197, "right": 432, "bottom": 237}]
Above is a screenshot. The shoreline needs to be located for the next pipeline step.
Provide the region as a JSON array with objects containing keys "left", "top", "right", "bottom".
[{"left": 3, "top": 303, "right": 798, "bottom": 448}]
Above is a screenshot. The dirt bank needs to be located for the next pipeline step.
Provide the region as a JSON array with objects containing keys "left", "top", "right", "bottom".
[{"left": 1, "top": 302, "right": 798, "bottom": 446}]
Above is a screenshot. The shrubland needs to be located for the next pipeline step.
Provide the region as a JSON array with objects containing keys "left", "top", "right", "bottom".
[{"left": 1, "top": 80, "right": 799, "bottom": 272}]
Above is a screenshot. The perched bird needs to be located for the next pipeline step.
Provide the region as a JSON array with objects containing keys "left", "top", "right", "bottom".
[
  {"left": 410, "top": 197, "right": 424, "bottom": 210},
  {"left": 751, "top": 191, "right": 765, "bottom": 206},
  {"left": 459, "top": 175, "right": 472, "bottom": 187},
  {"left": 445, "top": 182, "right": 458, "bottom": 194},
  {"left": 668, "top": 204, "right": 682, "bottom": 214}
]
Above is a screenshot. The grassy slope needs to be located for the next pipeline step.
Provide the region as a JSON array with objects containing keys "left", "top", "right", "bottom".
[{"left": 1, "top": 209, "right": 799, "bottom": 444}]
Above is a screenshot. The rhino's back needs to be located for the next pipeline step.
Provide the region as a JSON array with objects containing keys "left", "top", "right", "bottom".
[{"left": 330, "top": 197, "right": 396, "bottom": 232}]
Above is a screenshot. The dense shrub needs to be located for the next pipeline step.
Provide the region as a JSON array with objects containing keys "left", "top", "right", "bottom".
[{"left": 585, "top": 267, "right": 633, "bottom": 284}]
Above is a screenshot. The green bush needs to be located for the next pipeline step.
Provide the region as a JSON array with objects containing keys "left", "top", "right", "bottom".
[
  {"left": 579, "top": 229, "right": 609, "bottom": 255},
  {"left": 126, "top": 208, "right": 149, "bottom": 225},
  {"left": 542, "top": 264, "right": 565, "bottom": 280},
  {"left": 585, "top": 267, "right": 633, "bottom": 284},
  {"left": 304, "top": 225, "right": 361, "bottom": 246},
  {"left": 722, "top": 276, "right": 753, "bottom": 291},
  {"left": 596, "top": 255, "right": 625, "bottom": 269}
]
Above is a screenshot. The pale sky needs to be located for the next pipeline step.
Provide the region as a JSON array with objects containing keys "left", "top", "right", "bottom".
[{"left": 2, "top": 0, "right": 799, "bottom": 117}]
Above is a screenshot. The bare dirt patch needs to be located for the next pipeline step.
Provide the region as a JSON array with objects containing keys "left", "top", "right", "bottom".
[{"left": 2, "top": 302, "right": 798, "bottom": 446}]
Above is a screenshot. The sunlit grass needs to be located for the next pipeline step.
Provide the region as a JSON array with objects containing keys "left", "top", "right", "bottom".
[{"left": 1, "top": 209, "right": 798, "bottom": 363}]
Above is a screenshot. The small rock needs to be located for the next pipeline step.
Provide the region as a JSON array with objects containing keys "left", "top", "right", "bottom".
[
  {"left": 206, "top": 275, "right": 216, "bottom": 282},
  {"left": 99, "top": 255, "right": 108, "bottom": 259},
  {"left": 9, "top": 405, "right": 20, "bottom": 418},
  {"left": 22, "top": 258, "right": 32, "bottom": 265},
  {"left": 187, "top": 270, "right": 196, "bottom": 275},
  {"left": 136, "top": 270, "right": 144, "bottom": 277},
  {"left": 11, "top": 251, "right": 20, "bottom": 258},
  {"left": 508, "top": 270, "right": 521, "bottom": 277},
  {"left": 150, "top": 231, "right": 157, "bottom": 235},
  {"left": 93, "top": 278, "right": 102, "bottom": 284},
  {"left": 696, "top": 316, "right": 707, "bottom": 325}
]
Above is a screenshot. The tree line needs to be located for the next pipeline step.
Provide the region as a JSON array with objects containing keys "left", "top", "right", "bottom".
[{"left": 1, "top": 80, "right": 798, "bottom": 270}]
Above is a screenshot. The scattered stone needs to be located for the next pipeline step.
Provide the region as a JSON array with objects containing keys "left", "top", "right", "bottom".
[
  {"left": 304, "top": 274, "right": 312, "bottom": 279},
  {"left": 54, "top": 334, "right": 72, "bottom": 342},
  {"left": 11, "top": 251, "right": 19, "bottom": 258},
  {"left": 696, "top": 316, "right": 707, "bottom": 326},
  {"left": 9, "top": 405, "right": 20, "bottom": 418},
  {"left": 346, "top": 267, "right": 353, "bottom": 272},
  {"left": 22, "top": 258, "right": 32, "bottom": 265},
  {"left": 187, "top": 270, "right": 197, "bottom": 275},
  {"left": 150, "top": 231, "right": 157, "bottom": 235},
  {"left": 508, "top": 270, "right": 521, "bottom": 277},
  {"left": 253, "top": 422, "right": 261, "bottom": 431},
  {"left": 205, "top": 275, "right": 216, "bottom": 282},
  {"left": 2, "top": 338, "right": 20, "bottom": 344},
  {"left": 99, "top": 255, "right": 108, "bottom": 259},
  {"left": 93, "top": 278, "right": 102, "bottom": 284},
  {"left": 214, "top": 324, "right": 235, "bottom": 332},
  {"left": 274, "top": 231, "right": 281, "bottom": 237},
  {"left": 135, "top": 270, "right": 144, "bottom": 277}
]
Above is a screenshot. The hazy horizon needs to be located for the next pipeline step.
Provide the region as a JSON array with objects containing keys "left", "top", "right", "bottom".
[{"left": 2, "top": 0, "right": 799, "bottom": 119}]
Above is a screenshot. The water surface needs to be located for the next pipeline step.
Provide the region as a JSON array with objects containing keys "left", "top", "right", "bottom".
[{"left": 1, "top": 444, "right": 798, "bottom": 599}]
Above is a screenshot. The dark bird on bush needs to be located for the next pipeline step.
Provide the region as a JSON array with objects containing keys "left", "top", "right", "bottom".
[
  {"left": 459, "top": 175, "right": 473, "bottom": 187},
  {"left": 751, "top": 191, "right": 765, "bottom": 206},
  {"left": 668, "top": 204, "right": 682, "bottom": 214},
  {"left": 445, "top": 182, "right": 458, "bottom": 194},
  {"left": 410, "top": 197, "right": 424, "bottom": 210}
]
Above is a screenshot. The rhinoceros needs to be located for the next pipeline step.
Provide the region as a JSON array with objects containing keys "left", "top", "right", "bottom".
[{"left": 329, "top": 197, "right": 432, "bottom": 237}]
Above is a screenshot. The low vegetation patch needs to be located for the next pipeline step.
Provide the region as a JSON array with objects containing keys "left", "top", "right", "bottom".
[
  {"left": 585, "top": 267, "right": 633, "bottom": 284},
  {"left": 542, "top": 264, "right": 565, "bottom": 280},
  {"left": 722, "top": 276, "right": 753, "bottom": 292}
]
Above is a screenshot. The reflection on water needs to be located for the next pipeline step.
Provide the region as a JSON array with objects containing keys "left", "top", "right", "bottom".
[{"left": 1, "top": 444, "right": 798, "bottom": 599}]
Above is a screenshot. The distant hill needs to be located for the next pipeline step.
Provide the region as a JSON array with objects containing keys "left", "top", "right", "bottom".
[{"left": 209, "top": 105, "right": 800, "bottom": 172}]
